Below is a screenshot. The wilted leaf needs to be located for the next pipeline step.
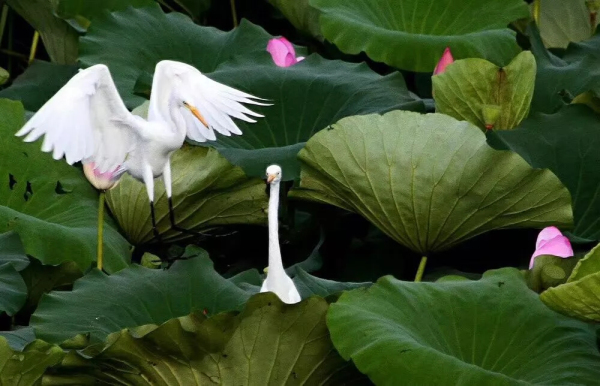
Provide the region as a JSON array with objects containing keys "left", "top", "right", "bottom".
[
  {"left": 535, "top": 0, "right": 599, "bottom": 49},
  {"left": 292, "top": 111, "right": 572, "bottom": 254}
]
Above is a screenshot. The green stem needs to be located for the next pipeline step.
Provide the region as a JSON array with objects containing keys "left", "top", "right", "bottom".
[
  {"left": 230, "top": 0, "right": 238, "bottom": 28},
  {"left": 0, "top": 5, "right": 9, "bottom": 48},
  {"left": 414, "top": 256, "right": 428, "bottom": 282},
  {"left": 156, "top": 0, "right": 176, "bottom": 13},
  {"left": 97, "top": 191, "right": 105, "bottom": 271},
  {"left": 28, "top": 30, "right": 39, "bottom": 64},
  {"left": 533, "top": 0, "right": 541, "bottom": 27}
]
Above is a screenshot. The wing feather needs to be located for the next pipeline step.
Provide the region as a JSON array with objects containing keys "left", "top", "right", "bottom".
[
  {"left": 16, "top": 64, "right": 141, "bottom": 173},
  {"left": 148, "top": 60, "right": 269, "bottom": 143}
]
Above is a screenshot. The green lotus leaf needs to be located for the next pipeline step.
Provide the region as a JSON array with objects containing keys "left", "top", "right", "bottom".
[
  {"left": 490, "top": 104, "right": 600, "bottom": 241},
  {"left": 53, "top": 0, "right": 154, "bottom": 30},
  {"left": 79, "top": 4, "right": 273, "bottom": 108},
  {"left": 172, "top": 0, "right": 213, "bottom": 22},
  {"left": 529, "top": 23, "right": 600, "bottom": 113},
  {"left": 44, "top": 294, "right": 365, "bottom": 385},
  {"left": 535, "top": 0, "right": 599, "bottom": 49},
  {"left": 540, "top": 243, "right": 600, "bottom": 322},
  {"left": 105, "top": 144, "right": 267, "bottom": 244},
  {"left": 0, "top": 232, "right": 29, "bottom": 272},
  {"left": 31, "top": 248, "right": 254, "bottom": 344},
  {"left": 327, "top": 268, "right": 600, "bottom": 384},
  {"left": 0, "top": 61, "right": 78, "bottom": 112},
  {"left": 292, "top": 111, "right": 572, "bottom": 255},
  {"left": 432, "top": 51, "right": 536, "bottom": 130},
  {"left": 0, "top": 337, "right": 64, "bottom": 385},
  {"left": 0, "top": 263, "right": 27, "bottom": 316},
  {"left": 0, "top": 327, "right": 36, "bottom": 351},
  {"left": 0, "top": 232, "right": 29, "bottom": 316},
  {"left": 309, "top": 0, "right": 528, "bottom": 72},
  {"left": 5, "top": 0, "right": 78, "bottom": 64},
  {"left": 203, "top": 53, "right": 422, "bottom": 180},
  {"left": 268, "top": 0, "right": 322, "bottom": 38},
  {"left": 0, "top": 100, "right": 130, "bottom": 272}
]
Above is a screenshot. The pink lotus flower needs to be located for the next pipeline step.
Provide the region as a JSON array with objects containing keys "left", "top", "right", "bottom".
[
  {"left": 529, "top": 226, "right": 574, "bottom": 268},
  {"left": 83, "top": 162, "right": 121, "bottom": 191},
  {"left": 433, "top": 47, "right": 454, "bottom": 75},
  {"left": 267, "top": 37, "right": 305, "bottom": 67}
]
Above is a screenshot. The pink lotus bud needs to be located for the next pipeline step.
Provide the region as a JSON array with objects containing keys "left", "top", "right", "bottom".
[
  {"left": 267, "top": 37, "right": 305, "bottom": 68},
  {"left": 83, "top": 162, "right": 121, "bottom": 191},
  {"left": 434, "top": 47, "right": 454, "bottom": 75},
  {"left": 529, "top": 226, "right": 574, "bottom": 269}
]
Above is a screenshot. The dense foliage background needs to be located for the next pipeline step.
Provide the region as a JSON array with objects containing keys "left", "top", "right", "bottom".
[{"left": 1, "top": 0, "right": 600, "bottom": 384}]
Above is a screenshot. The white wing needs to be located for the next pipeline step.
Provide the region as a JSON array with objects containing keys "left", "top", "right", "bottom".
[
  {"left": 148, "top": 60, "right": 269, "bottom": 142},
  {"left": 15, "top": 64, "right": 141, "bottom": 173}
]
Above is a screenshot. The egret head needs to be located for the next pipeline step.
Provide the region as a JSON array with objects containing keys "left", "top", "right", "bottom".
[
  {"left": 266, "top": 164, "right": 282, "bottom": 184},
  {"left": 182, "top": 100, "right": 210, "bottom": 128}
]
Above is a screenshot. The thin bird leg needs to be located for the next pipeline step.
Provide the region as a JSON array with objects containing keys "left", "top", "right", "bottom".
[{"left": 150, "top": 201, "right": 162, "bottom": 243}]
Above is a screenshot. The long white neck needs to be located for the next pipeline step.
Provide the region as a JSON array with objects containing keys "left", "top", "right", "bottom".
[
  {"left": 268, "top": 180, "right": 285, "bottom": 274},
  {"left": 166, "top": 93, "right": 188, "bottom": 140}
]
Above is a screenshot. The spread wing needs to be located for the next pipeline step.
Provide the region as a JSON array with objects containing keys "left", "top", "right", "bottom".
[
  {"left": 15, "top": 64, "right": 142, "bottom": 173},
  {"left": 148, "top": 60, "right": 269, "bottom": 142}
]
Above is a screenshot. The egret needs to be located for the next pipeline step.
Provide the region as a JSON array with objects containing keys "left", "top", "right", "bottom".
[
  {"left": 260, "top": 165, "right": 301, "bottom": 304},
  {"left": 15, "top": 61, "right": 267, "bottom": 268}
]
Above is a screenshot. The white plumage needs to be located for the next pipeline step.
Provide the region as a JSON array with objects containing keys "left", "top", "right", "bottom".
[
  {"left": 16, "top": 60, "right": 268, "bottom": 237},
  {"left": 261, "top": 165, "right": 301, "bottom": 304}
]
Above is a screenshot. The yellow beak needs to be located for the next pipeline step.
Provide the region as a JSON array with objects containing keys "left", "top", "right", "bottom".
[
  {"left": 184, "top": 102, "right": 210, "bottom": 128},
  {"left": 266, "top": 174, "right": 275, "bottom": 184}
]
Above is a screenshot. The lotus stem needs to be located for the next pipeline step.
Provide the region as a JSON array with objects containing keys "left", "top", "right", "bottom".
[
  {"left": 533, "top": 0, "right": 541, "bottom": 26},
  {"left": 414, "top": 256, "right": 428, "bottom": 282},
  {"left": 97, "top": 191, "right": 105, "bottom": 271},
  {"left": 0, "top": 5, "right": 9, "bottom": 48},
  {"left": 230, "top": 0, "right": 238, "bottom": 28},
  {"left": 28, "top": 30, "right": 39, "bottom": 65}
]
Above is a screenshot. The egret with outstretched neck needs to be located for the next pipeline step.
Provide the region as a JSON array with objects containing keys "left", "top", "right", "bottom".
[{"left": 260, "top": 165, "right": 301, "bottom": 304}]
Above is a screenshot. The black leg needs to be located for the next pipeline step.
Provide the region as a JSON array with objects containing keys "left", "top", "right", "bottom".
[
  {"left": 168, "top": 197, "right": 236, "bottom": 238},
  {"left": 150, "top": 201, "right": 162, "bottom": 243}
]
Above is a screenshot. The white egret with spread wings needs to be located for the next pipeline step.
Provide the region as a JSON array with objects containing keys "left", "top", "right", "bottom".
[{"left": 16, "top": 60, "right": 268, "bottom": 268}]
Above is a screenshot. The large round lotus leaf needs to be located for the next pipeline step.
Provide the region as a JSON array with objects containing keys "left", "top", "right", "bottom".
[
  {"left": 309, "top": 0, "right": 528, "bottom": 72},
  {"left": 0, "top": 100, "right": 130, "bottom": 273},
  {"left": 432, "top": 51, "right": 536, "bottom": 131},
  {"left": 327, "top": 268, "right": 600, "bottom": 385},
  {"left": 529, "top": 24, "right": 600, "bottom": 114},
  {"left": 291, "top": 111, "right": 572, "bottom": 254},
  {"left": 79, "top": 4, "right": 273, "bottom": 109},
  {"left": 44, "top": 294, "right": 365, "bottom": 385},
  {"left": 490, "top": 105, "right": 600, "bottom": 241},
  {"left": 203, "top": 53, "right": 422, "bottom": 180},
  {"left": 31, "top": 248, "right": 253, "bottom": 344},
  {"left": 535, "top": 0, "right": 599, "bottom": 49},
  {"left": 52, "top": 0, "right": 154, "bottom": 31},
  {"left": 0, "top": 263, "right": 27, "bottom": 316},
  {"left": 540, "top": 243, "right": 600, "bottom": 322},
  {"left": 105, "top": 144, "right": 267, "bottom": 244},
  {"left": 0, "top": 337, "right": 64, "bottom": 385}
]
